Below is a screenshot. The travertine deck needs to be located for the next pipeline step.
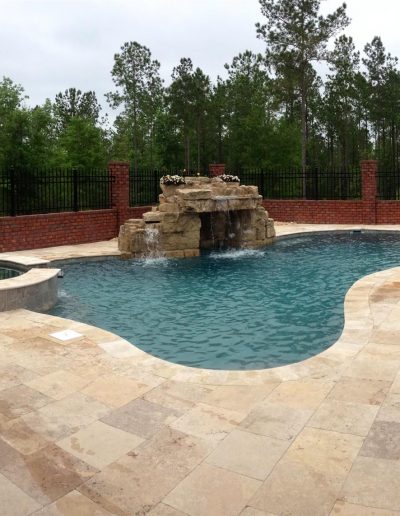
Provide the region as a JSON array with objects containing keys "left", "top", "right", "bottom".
[{"left": 1, "top": 224, "right": 400, "bottom": 515}]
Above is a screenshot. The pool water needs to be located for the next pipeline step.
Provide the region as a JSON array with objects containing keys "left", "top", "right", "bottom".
[
  {"left": 51, "top": 232, "right": 400, "bottom": 370},
  {"left": 0, "top": 267, "right": 20, "bottom": 280}
]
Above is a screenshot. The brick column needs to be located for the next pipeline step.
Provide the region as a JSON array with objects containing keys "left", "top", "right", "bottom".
[
  {"left": 209, "top": 163, "right": 226, "bottom": 177},
  {"left": 108, "top": 161, "right": 130, "bottom": 230},
  {"left": 361, "top": 160, "right": 378, "bottom": 224}
]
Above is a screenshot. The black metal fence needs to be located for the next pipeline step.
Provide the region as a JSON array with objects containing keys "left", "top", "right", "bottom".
[
  {"left": 129, "top": 169, "right": 202, "bottom": 206},
  {"left": 129, "top": 167, "right": 362, "bottom": 205},
  {"left": 0, "top": 167, "right": 113, "bottom": 216},
  {"left": 377, "top": 171, "right": 400, "bottom": 200},
  {"left": 238, "top": 168, "right": 361, "bottom": 200}
]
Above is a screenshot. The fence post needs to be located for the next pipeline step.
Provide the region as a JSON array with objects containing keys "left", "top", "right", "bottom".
[
  {"left": 9, "top": 165, "right": 16, "bottom": 216},
  {"left": 72, "top": 168, "right": 79, "bottom": 212},
  {"left": 108, "top": 161, "right": 130, "bottom": 231},
  {"left": 153, "top": 170, "right": 159, "bottom": 204},
  {"left": 361, "top": 160, "right": 378, "bottom": 224}
]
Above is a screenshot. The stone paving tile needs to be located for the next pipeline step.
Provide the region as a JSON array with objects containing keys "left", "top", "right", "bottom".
[
  {"left": 25, "top": 370, "right": 90, "bottom": 400},
  {"left": 79, "top": 427, "right": 213, "bottom": 515},
  {"left": 143, "top": 380, "right": 212, "bottom": 412},
  {"left": 0, "top": 443, "right": 98, "bottom": 506},
  {"left": 249, "top": 459, "right": 343, "bottom": 516},
  {"left": 101, "top": 398, "right": 181, "bottom": 439},
  {"left": 5, "top": 344, "right": 73, "bottom": 376},
  {"left": 0, "top": 435, "right": 24, "bottom": 469},
  {"left": 240, "top": 509, "right": 278, "bottom": 516},
  {"left": 376, "top": 393, "right": 400, "bottom": 423},
  {"left": 391, "top": 374, "right": 400, "bottom": 393},
  {"left": 240, "top": 400, "right": 313, "bottom": 441},
  {"left": 360, "top": 420, "right": 400, "bottom": 461},
  {"left": 0, "top": 363, "right": 39, "bottom": 391},
  {"left": 265, "top": 378, "right": 334, "bottom": 409},
  {"left": 284, "top": 427, "right": 364, "bottom": 478},
  {"left": 22, "top": 392, "right": 111, "bottom": 441},
  {"left": 169, "top": 402, "right": 244, "bottom": 444},
  {"left": 369, "top": 328, "right": 400, "bottom": 345},
  {"left": 81, "top": 374, "right": 154, "bottom": 407},
  {"left": 57, "top": 420, "right": 144, "bottom": 469},
  {"left": 1, "top": 417, "right": 50, "bottom": 455},
  {"left": 308, "top": 399, "right": 379, "bottom": 436},
  {"left": 341, "top": 456, "right": 400, "bottom": 511},
  {"left": 327, "top": 376, "right": 392, "bottom": 406},
  {"left": 32, "top": 490, "right": 114, "bottom": 515},
  {"left": 0, "top": 472, "right": 42, "bottom": 515},
  {"left": 206, "top": 429, "right": 290, "bottom": 480},
  {"left": 202, "top": 384, "right": 277, "bottom": 412},
  {"left": 342, "top": 356, "right": 400, "bottom": 382},
  {"left": 330, "top": 500, "right": 400, "bottom": 515},
  {"left": 163, "top": 462, "right": 261, "bottom": 516},
  {"left": 0, "top": 384, "right": 52, "bottom": 419},
  {"left": 147, "top": 503, "right": 188, "bottom": 516}
]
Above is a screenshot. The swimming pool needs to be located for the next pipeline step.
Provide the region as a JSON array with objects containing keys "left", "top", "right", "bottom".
[
  {"left": 0, "top": 267, "right": 20, "bottom": 280},
  {"left": 51, "top": 232, "right": 400, "bottom": 370}
]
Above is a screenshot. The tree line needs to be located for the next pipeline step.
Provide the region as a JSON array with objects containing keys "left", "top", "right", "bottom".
[{"left": 2, "top": 0, "right": 400, "bottom": 174}]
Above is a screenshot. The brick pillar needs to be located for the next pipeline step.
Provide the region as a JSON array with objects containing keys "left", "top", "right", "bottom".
[
  {"left": 209, "top": 163, "right": 226, "bottom": 177},
  {"left": 361, "top": 160, "right": 377, "bottom": 224},
  {"left": 108, "top": 161, "right": 130, "bottom": 230}
]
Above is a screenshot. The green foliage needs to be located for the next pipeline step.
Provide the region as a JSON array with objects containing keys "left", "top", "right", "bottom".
[
  {"left": 256, "top": 0, "right": 350, "bottom": 172},
  {"left": 4, "top": 8, "right": 400, "bottom": 177},
  {"left": 107, "top": 41, "right": 164, "bottom": 171}
]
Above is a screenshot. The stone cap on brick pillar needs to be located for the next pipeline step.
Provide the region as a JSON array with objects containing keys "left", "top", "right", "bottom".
[{"left": 209, "top": 163, "right": 226, "bottom": 177}]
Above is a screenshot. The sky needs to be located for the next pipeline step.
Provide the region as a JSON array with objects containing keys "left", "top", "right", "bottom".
[{"left": 1, "top": 0, "right": 400, "bottom": 115}]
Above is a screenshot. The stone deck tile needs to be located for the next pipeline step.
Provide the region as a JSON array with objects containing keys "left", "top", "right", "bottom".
[
  {"left": 249, "top": 458, "right": 343, "bottom": 516},
  {"left": 341, "top": 456, "right": 400, "bottom": 511},
  {"left": 101, "top": 398, "right": 182, "bottom": 439},
  {"left": 0, "top": 443, "right": 98, "bottom": 506},
  {"left": 205, "top": 429, "right": 290, "bottom": 480},
  {"left": 239, "top": 400, "right": 314, "bottom": 441},
  {"left": 0, "top": 472, "right": 41, "bottom": 515},
  {"left": 81, "top": 374, "right": 154, "bottom": 408},
  {"left": 330, "top": 501, "right": 400, "bottom": 515},
  {"left": 3, "top": 224, "right": 400, "bottom": 514},
  {"left": 31, "top": 490, "right": 114, "bottom": 515},
  {"left": 163, "top": 462, "right": 261, "bottom": 516},
  {"left": 308, "top": 399, "right": 379, "bottom": 436},
  {"left": 79, "top": 427, "right": 213, "bottom": 515},
  {"left": 0, "top": 384, "right": 52, "bottom": 419},
  {"left": 56, "top": 420, "right": 144, "bottom": 469},
  {"left": 147, "top": 504, "right": 188, "bottom": 516}
]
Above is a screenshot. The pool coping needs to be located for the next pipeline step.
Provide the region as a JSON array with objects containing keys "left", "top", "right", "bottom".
[{"left": 1, "top": 223, "right": 399, "bottom": 384}]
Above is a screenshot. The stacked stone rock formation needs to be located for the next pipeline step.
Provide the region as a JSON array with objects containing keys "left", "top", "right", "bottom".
[{"left": 118, "top": 176, "right": 276, "bottom": 259}]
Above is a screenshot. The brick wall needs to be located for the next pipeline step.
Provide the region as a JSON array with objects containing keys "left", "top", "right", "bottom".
[
  {"left": 2, "top": 159, "right": 400, "bottom": 253},
  {"left": 263, "top": 200, "right": 366, "bottom": 224},
  {"left": 264, "top": 160, "right": 383, "bottom": 225},
  {"left": 0, "top": 210, "right": 118, "bottom": 252}
]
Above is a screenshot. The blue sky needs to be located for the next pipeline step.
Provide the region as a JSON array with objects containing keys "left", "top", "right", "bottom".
[{"left": 1, "top": 0, "right": 399, "bottom": 115}]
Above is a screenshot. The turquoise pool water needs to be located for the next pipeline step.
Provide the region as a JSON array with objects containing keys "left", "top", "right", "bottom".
[
  {"left": 51, "top": 232, "right": 400, "bottom": 370},
  {"left": 0, "top": 267, "right": 20, "bottom": 280}
]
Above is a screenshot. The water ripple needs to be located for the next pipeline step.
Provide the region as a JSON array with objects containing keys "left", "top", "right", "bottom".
[{"left": 51, "top": 233, "right": 400, "bottom": 370}]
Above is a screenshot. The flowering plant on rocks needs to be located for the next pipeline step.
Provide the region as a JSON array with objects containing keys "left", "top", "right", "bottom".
[
  {"left": 160, "top": 175, "right": 186, "bottom": 186},
  {"left": 220, "top": 174, "right": 240, "bottom": 183}
]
